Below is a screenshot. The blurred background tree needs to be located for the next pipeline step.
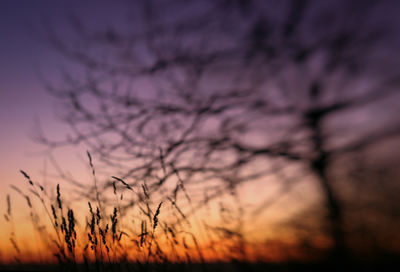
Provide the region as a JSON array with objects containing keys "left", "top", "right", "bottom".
[{"left": 35, "top": 0, "right": 400, "bottom": 262}]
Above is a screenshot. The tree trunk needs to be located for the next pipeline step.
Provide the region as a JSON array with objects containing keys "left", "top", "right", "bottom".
[
  {"left": 312, "top": 154, "right": 347, "bottom": 262},
  {"left": 307, "top": 109, "right": 347, "bottom": 262}
]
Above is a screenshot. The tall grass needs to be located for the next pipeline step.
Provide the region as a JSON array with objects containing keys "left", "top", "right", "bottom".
[{"left": 2, "top": 152, "right": 257, "bottom": 271}]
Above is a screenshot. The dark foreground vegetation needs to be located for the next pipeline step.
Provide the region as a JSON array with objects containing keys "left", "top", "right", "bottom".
[
  {"left": 1, "top": 260, "right": 400, "bottom": 272},
  {"left": 2, "top": 158, "right": 399, "bottom": 271}
]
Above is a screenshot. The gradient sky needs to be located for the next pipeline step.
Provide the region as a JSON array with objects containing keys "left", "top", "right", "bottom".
[
  {"left": 0, "top": 3, "right": 126, "bottom": 256},
  {"left": 0, "top": 1, "right": 55, "bottom": 205},
  {"left": 1, "top": 0, "right": 399, "bottom": 264},
  {"left": 0, "top": 0, "right": 130, "bottom": 204},
  {"left": 0, "top": 2, "right": 313, "bottom": 262},
  {"left": 1, "top": 0, "right": 398, "bottom": 198}
]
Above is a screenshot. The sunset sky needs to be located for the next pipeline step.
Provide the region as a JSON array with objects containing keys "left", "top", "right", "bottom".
[
  {"left": 0, "top": 1, "right": 130, "bottom": 203},
  {"left": 0, "top": 1, "right": 132, "bottom": 262},
  {"left": 0, "top": 0, "right": 399, "bottom": 265}
]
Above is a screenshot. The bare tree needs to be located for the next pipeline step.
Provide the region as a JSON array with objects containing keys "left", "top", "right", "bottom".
[{"left": 36, "top": 0, "right": 400, "bottom": 261}]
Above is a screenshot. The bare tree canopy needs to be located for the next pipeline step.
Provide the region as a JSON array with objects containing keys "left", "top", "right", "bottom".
[{"left": 35, "top": 0, "right": 400, "bottom": 262}]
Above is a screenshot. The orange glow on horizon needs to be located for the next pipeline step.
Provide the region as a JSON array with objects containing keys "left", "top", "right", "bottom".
[{"left": 0, "top": 183, "right": 328, "bottom": 265}]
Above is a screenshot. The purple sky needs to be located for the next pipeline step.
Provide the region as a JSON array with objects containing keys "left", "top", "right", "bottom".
[
  {"left": 0, "top": 0, "right": 398, "bottom": 196},
  {"left": 0, "top": 0, "right": 400, "bottom": 262},
  {"left": 0, "top": 1, "right": 124, "bottom": 209},
  {"left": 0, "top": 0, "right": 399, "bottom": 194}
]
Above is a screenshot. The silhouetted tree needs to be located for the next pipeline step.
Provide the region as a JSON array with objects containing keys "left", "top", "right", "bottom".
[{"left": 36, "top": 0, "right": 400, "bottom": 262}]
